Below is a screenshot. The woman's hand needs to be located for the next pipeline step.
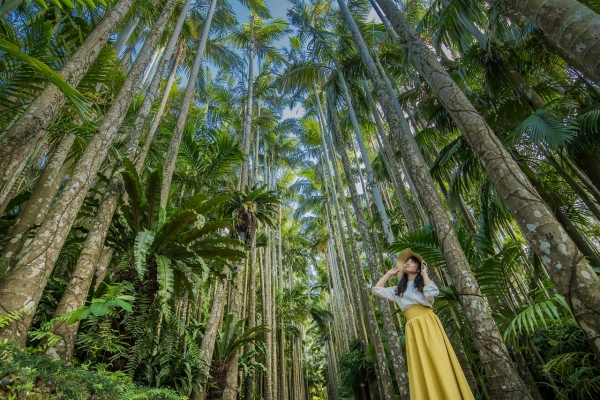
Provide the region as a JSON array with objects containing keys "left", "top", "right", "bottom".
[
  {"left": 421, "top": 262, "right": 432, "bottom": 286},
  {"left": 386, "top": 266, "right": 400, "bottom": 276},
  {"left": 421, "top": 262, "right": 429, "bottom": 276}
]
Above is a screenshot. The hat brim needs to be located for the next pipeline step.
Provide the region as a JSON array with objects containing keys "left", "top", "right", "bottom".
[{"left": 395, "top": 248, "right": 424, "bottom": 277}]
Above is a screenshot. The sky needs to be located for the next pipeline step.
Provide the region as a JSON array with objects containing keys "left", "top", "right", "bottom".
[{"left": 194, "top": 1, "right": 381, "bottom": 120}]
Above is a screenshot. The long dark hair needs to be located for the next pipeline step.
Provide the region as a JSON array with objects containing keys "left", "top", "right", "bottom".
[{"left": 394, "top": 256, "right": 425, "bottom": 296}]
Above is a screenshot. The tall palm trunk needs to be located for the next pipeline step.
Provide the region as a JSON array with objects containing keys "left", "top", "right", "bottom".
[
  {"left": 376, "top": 0, "right": 600, "bottom": 360},
  {"left": 326, "top": 92, "right": 399, "bottom": 400},
  {"left": 1, "top": 133, "right": 75, "bottom": 271},
  {"left": 43, "top": 0, "right": 191, "bottom": 360},
  {"left": 339, "top": 1, "right": 534, "bottom": 398},
  {"left": 501, "top": 0, "right": 600, "bottom": 86},
  {"left": 338, "top": 72, "right": 394, "bottom": 245},
  {"left": 0, "top": 0, "right": 135, "bottom": 205},
  {"left": 360, "top": 78, "right": 419, "bottom": 230},
  {"left": 135, "top": 47, "right": 183, "bottom": 172},
  {"left": 191, "top": 276, "right": 227, "bottom": 400},
  {"left": 0, "top": 0, "right": 177, "bottom": 347},
  {"left": 161, "top": 0, "right": 218, "bottom": 208},
  {"left": 243, "top": 235, "right": 258, "bottom": 400},
  {"left": 240, "top": 43, "right": 255, "bottom": 189},
  {"left": 314, "top": 88, "right": 369, "bottom": 343},
  {"left": 496, "top": 2, "right": 599, "bottom": 85}
]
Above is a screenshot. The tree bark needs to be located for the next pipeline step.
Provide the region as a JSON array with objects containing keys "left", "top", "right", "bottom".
[
  {"left": 1, "top": 133, "right": 75, "bottom": 271},
  {"left": 497, "top": 2, "right": 599, "bottom": 85},
  {"left": 341, "top": 2, "right": 536, "bottom": 398},
  {"left": 191, "top": 276, "right": 227, "bottom": 400},
  {"left": 0, "top": 0, "right": 177, "bottom": 347},
  {"left": 327, "top": 91, "right": 400, "bottom": 400},
  {"left": 243, "top": 235, "right": 258, "bottom": 400},
  {"left": 42, "top": 0, "right": 191, "bottom": 360},
  {"left": 135, "top": 47, "right": 182, "bottom": 172},
  {"left": 376, "top": 0, "right": 600, "bottom": 361},
  {"left": 240, "top": 43, "right": 255, "bottom": 189},
  {"left": 161, "top": 0, "right": 217, "bottom": 208},
  {"left": 501, "top": 0, "right": 600, "bottom": 86},
  {"left": 0, "top": 0, "right": 135, "bottom": 203}
]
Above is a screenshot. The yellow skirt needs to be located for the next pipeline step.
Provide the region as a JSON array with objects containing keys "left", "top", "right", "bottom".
[{"left": 404, "top": 305, "right": 474, "bottom": 400}]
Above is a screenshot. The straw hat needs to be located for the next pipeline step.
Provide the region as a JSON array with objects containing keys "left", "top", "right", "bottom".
[{"left": 395, "top": 248, "right": 425, "bottom": 277}]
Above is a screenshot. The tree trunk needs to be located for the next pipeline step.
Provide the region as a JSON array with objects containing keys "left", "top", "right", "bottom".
[
  {"left": 161, "top": 0, "right": 217, "bottom": 208},
  {"left": 243, "top": 235, "right": 258, "bottom": 400},
  {"left": 42, "top": 0, "right": 191, "bottom": 360},
  {"left": 501, "top": 0, "right": 600, "bottom": 86},
  {"left": 360, "top": 78, "right": 420, "bottom": 231},
  {"left": 497, "top": 2, "right": 599, "bottom": 85},
  {"left": 341, "top": 2, "right": 536, "bottom": 398},
  {"left": 0, "top": 0, "right": 135, "bottom": 203},
  {"left": 315, "top": 87, "right": 369, "bottom": 343},
  {"left": 376, "top": 0, "right": 600, "bottom": 361},
  {"left": 191, "top": 276, "right": 227, "bottom": 400},
  {"left": 44, "top": 180, "right": 120, "bottom": 360},
  {"left": 1, "top": 133, "right": 75, "bottom": 271},
  {"left": 240, "top": 43, "right": 255, "bottom": 189},
  {"left": 326, "top": 91, "right": 399, "bottom": 400},
  {"left": 93, "top": 247, "right": 113, "bottom": 292},
  {"left": 135, "top": 47, "right": 182, "bottom": 172},
  {"left": 0, "top": 0, "right": 177, "bottom": 347},
  {"left": 337, "top": 72, "right": 395, "bottom": 246}
]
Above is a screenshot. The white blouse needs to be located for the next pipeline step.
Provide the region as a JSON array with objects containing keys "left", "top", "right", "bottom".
[{"left": 372, "top": 280, "right": 440, "bottom": 311}]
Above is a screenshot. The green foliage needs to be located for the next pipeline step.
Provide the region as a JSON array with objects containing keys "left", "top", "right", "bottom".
[
  {"left": 213, "top": 313, "right": 269, "bottom": 361},
  {"left": 0, "top": 342, "right": 181, "bottom": 400},
  {"left": 66, "top": 283, "right": 135, "bottom": 326},
  {"left": 337, "top": 339, "right": 375, "bottom": 398}
]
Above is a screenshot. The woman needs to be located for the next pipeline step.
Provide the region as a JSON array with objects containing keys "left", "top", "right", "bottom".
[{"left": 373, "top": 248, "right": 474, "bottom": 400}]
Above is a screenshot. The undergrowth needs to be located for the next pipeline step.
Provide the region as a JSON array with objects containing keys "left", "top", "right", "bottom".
[{"left": 0, "top": 341, "right": 184, "bottom": 400}]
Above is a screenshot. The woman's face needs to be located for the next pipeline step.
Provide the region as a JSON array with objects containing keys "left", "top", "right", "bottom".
[{"left": 403, "top": 257, "right": 420, "bottom": 274}]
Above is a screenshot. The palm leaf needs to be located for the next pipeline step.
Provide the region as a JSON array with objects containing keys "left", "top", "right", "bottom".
[
  {"left": 134, "top": 229, "right": 155, "bottom": 280},
  {"left": 155, "top": 254, "right": 174, "bottom": 302},
  {"left": 0, "top": 37, "right": 89, "bottom": 116}
]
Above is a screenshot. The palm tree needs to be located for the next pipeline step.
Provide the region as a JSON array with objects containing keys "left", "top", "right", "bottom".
[
  {"left": 160, "top": 0, "right": 218, "bottom": 208},
  {"left": 0, "top": 0, "right": 136, "bottom": 207},
  {"left": 0, "top": 0, "right": 178, "bottom": 346},
  {"left": 373, "top": 0, "right": 600, "bottom": 360},
  {"left": 229, "top": 14, "right": 290, "bottom": 189}
]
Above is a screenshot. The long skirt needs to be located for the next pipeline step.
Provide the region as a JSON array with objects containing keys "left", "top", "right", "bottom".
[{"left": 404, "top": 305, "right": 474, "bottom": 400}]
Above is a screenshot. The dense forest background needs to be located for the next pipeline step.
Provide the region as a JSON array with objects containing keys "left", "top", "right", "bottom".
[{"left": 1, "top": 0, "right": 600, "bottom": 399}]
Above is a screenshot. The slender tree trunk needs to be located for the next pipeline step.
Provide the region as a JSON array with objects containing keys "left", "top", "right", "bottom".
[
  {"left": 191, "top": 277, "right": 227, "bottom": 400},
  {"left": 240, "top": 43, "right": 255, "bottom": 189},
  {"left": 340, "top": 2, "right": 536, "bottom": 398},
  {"left": 0, "top": 0, "right": 135, "bottom": 203},
  {"left": 361, "top": 78, "right": 420, "bottom": 230},
  {"left": 497, "top": 2, "right": 599, "bottom": 85},
  {"left": 0, "top": 0, "right": 177, "bottom": 346},
  {"left": 42, "top": 0, "right": 191, "bottom": 360},
  {"left": 338, "top": 72, "right": 394, "bottom": 245},
  {"left": 1, "top": 133, "right": 75, "bottom": 271},
  {"left": 501, "top": 0, "right": 600, "bottom": 86},
  {"left": 315, "top": 88, "right": 369, "bottom": 343},
  {"left": 161, "top": 0, "right": 217, "bottom": 208},
  {"left": 135, "top": 47, "right": 182, "bottom": 172},
  {"left": 243, "top": 236, "right": 258, "bottom": 400},
  {"left": 93, "top": 247, "right": 113, "bottom": 292},
  {"left": 326, "top": 92, "right": 398, "bottom": 400},
  {"left": 376, "top": 0, "right": 600, "bottom": 360}
]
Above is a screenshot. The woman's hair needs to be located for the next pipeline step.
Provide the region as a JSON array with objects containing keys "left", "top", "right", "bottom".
[{"left": 394, "top": 256, "right": 425, "bottom": 296}]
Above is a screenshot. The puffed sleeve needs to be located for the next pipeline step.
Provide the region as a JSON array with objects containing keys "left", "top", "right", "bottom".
[
  {"left": 372, "top": 286, "right": 397, "bottom": 302},
  {"left": 423, "top": 281, "right": 440, "bottom": 304}
]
